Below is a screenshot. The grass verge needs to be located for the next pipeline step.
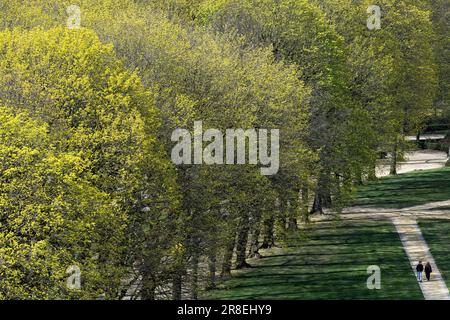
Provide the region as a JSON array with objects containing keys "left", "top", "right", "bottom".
[{"left": 203, "top": 219, "right": 422, "bottom": 300}]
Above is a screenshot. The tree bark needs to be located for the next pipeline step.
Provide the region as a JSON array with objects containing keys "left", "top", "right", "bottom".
[
  {"left": 310, "top": 173, "right": 332, "bottom": 214},
  {"left": 248, "top": 221, "right": 262, "bottom": 258},
  {"left": 190, "top": 253, "right": 199, "bottom": 300},
  {"left": 286, "top": 198, "right": 297, "bottom": 230},
  {"left": 311, "top": 191, "right": 322, "bottom": 214},
  {"left": 140, "top": 269, "right": 156, "bottom": 300},
  {"left": 172, "top": 271, "right": 182, "bottom": 300},
  {"left": 368, "top": 165, "right": 377, "bottom": 181},
  {"left": 390, "top": 141, "right": 398, "bottom": 175},
  {"left": 235, "top": 214, "right": 251, "bottom": 269},
  {"left": 301, "top": 185, "right": 309, "bottom": 222},
  {"left": 260, "top": 213, "right": 275, "bottom": 249},
  {"left": 206, "top": 252, "right": 216, "bottom": 290},
  {"left": 287, "top": 217, "right": 297, "bottom": 230},
  {"left": 221, "top": 235, "right": 235, "bottom": 277}
]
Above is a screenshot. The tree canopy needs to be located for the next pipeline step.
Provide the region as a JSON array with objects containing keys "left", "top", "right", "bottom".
[{"left": 0, "top": 0, "right": 447, "bottom": 299}]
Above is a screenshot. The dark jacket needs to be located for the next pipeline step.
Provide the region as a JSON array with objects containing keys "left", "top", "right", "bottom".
[
  {"left": 425, "top": 264, "right": 432, "bottom": 274},
  {"left": 416, "top": 263, "right": 424, "bottom": 272}
]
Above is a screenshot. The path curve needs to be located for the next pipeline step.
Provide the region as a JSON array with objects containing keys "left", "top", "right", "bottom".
[
  {"left": 333, "top": 200, "right": 450, "bottom": 300},
  {"left": 392, "top": 217, "right": 450, "bottom": 300}
]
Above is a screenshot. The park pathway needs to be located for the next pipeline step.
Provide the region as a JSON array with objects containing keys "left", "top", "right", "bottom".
[
  {"left": 376, "top": 150, "right": 448, "bottom": 178},
  {"left": 392, "top": 217, "right": 450, "bottom": 300},
  {"left": 335, "top": 200, "right": 450, "bottom": 300}
]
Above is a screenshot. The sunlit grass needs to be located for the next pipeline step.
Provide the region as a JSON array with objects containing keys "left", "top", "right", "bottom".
[
  {"left": 203, "top": 220, "right": 422, "bottom": 300},
  {"left": 353, "top": 168, "right": 450, "bottom": 209},
  {"left": 419, "top": 219, "right": 450, "bottom": 288}
]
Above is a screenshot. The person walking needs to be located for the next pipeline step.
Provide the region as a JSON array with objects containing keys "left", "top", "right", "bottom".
[
  {"left": 416, "top": 261, "right": 424, "bottom": 282},
  {"left": 425, "top": 262, "right": 432, "bottom": 281}
]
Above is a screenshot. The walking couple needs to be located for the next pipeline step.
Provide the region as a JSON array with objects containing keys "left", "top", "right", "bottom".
[{"left": 416, "top": 261, "right": 432, "bottom": 282}]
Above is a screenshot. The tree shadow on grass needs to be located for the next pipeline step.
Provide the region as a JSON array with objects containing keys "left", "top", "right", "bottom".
[
  {"left": 418, "top": 219, "right": 450, "bottom": 288},
  {"left": 353, "top": 168, "right": 450, "bottom": 209},
  {"left": 203, "top": 220, "right": 422, "bottom": 300}
]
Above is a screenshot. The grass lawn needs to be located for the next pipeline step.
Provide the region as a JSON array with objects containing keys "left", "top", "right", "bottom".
[
  {"left": 353, "top": 168, "right": 450, "bottom": 209},
  {"left": 203, "top": 220, "right": 422, "bottom": 300},
  {"left": 418, "top": 219, "right": 450, "bottom": 289}
]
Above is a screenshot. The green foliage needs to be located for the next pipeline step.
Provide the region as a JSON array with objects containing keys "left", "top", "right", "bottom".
[
  {"left": 0, "top": 27, "right": 167, "bottom": 299},
  {"left": 0, "top": 0, "right": 446, "bottom": 300},
  {"left": 0, "top": 105, "right": 121, "bottom": 299},
  {"left": 197, "top": 0, "right": 378, "bottom": 212}
]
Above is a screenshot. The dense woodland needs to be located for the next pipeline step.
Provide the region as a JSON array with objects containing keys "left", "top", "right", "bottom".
[{"left": 0, "top": 0, "right": 448, "bottom": 299}]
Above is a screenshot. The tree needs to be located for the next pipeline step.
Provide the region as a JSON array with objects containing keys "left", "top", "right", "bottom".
[
  {"left": 0, "top": 27, "right": 170, "bottom": 299},
  {"left": 429, "top": 0, "right": 450, "bottom": 116},
  {"left": 197, "top": 0, "right": 374, "bottom": 214},
  {"left": 315, "top": 0, "right": 437, "bottom": 175}
]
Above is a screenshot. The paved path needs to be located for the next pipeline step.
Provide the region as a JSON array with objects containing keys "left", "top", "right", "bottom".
[
  {"left": 376, "top": 150, "right": 448, "bottom": 178},
  {"left": 405, "top": 134, "right": 446, "bottom": 141},
  {"left": 315, "top": 152, "right": 450, "bottom": 299},
  {"left": 392, "top": 217, "right": 450, "bottom": 300},
  {"left": 314, "top": 200, "right": 450, "bottom": 300}
]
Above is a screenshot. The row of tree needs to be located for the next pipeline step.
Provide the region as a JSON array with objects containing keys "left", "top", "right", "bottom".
[{"left": 0, "top": 0, "right": 446, "bottom": 299}]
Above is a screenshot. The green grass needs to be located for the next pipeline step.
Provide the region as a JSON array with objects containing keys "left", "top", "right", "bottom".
[
  {"left": 418, "top": 219, "right": 450, "bottom": 289},
  {"left": 353, "top": 168, "right": 450, "bottom": 209},
  {"left": 203, "top": 220, "right": 422, "bottom": 300}
]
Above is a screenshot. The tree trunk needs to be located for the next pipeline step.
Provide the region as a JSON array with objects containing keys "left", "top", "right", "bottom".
[
  {"left": 356, "top": 170, "right": 363, "bottom": 185},
  {"left": 301, "top": 185, "right": 309, "bottom": 222},
  {"left": 368, "top": 164, "right": 377, "bottom": 181},
  {"left": 206, "top": 252, "right": 216, "bottom": 290},
  {"left": 190, "top": 253, "right": 199, "bottom": 300},
  {"left": 248, "top": 222, "right": 262, "bottom": 258},
  {"left": 172, "top": 271, "right": 182, "bottom": 300},
  {"left": 390, "top": 141, "right": 398, "bottom": 175},
  {"left": 311, "top": 191, "right": 323, "bottom": 214},
  {"left": 235, "top": 214, "right": 251, "bottom": 269},
  {"left": 221, "top": 235, "right": 235, "bottom": 277},
  {"left": 140, "top": 270, "right": 156, "bottom": 300},
  {"left": 310, "top": 173, "right": 332, "bottom": 214},
  {"left": 288, "top": 217, "right": 297, "bottom": 230},
  {"left": 286, "top": 198, "right": 297, "bottom": 230},
  {"left": 260, "top": 213, "right": 275, "bottom": 249}
]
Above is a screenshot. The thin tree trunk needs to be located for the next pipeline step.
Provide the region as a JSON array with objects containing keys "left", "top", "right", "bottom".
[
  {"left": 390, "top": 141, "right": 398, "bottom": 175},
  {"left": 286, "top": 198, "right": 297, "bottom": 230},
  {"left": 206, "top": 252, "right": 216, "bottom": 290},
  {"left": 417, "top": 131, "right": 422, "bottom": 149},
  {"left": 190, "top": 253, "right": 199, "bottom": 300},
  {"left": 301, "top": 185, "right": 309, "bottom": 222},
  {"left": 278, "top": 196, "right": 287, "bottom": 230}
]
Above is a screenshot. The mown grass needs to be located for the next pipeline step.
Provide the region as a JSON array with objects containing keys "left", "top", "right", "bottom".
[
  {"left": 353, "top": 168, "right": 450, "bottom": 209},
  {"left": 418, "top": 219, "right": 450, "bottom": 289},
  {"left": 203, "top": 220, "right": 422, "bottom": 300}
]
